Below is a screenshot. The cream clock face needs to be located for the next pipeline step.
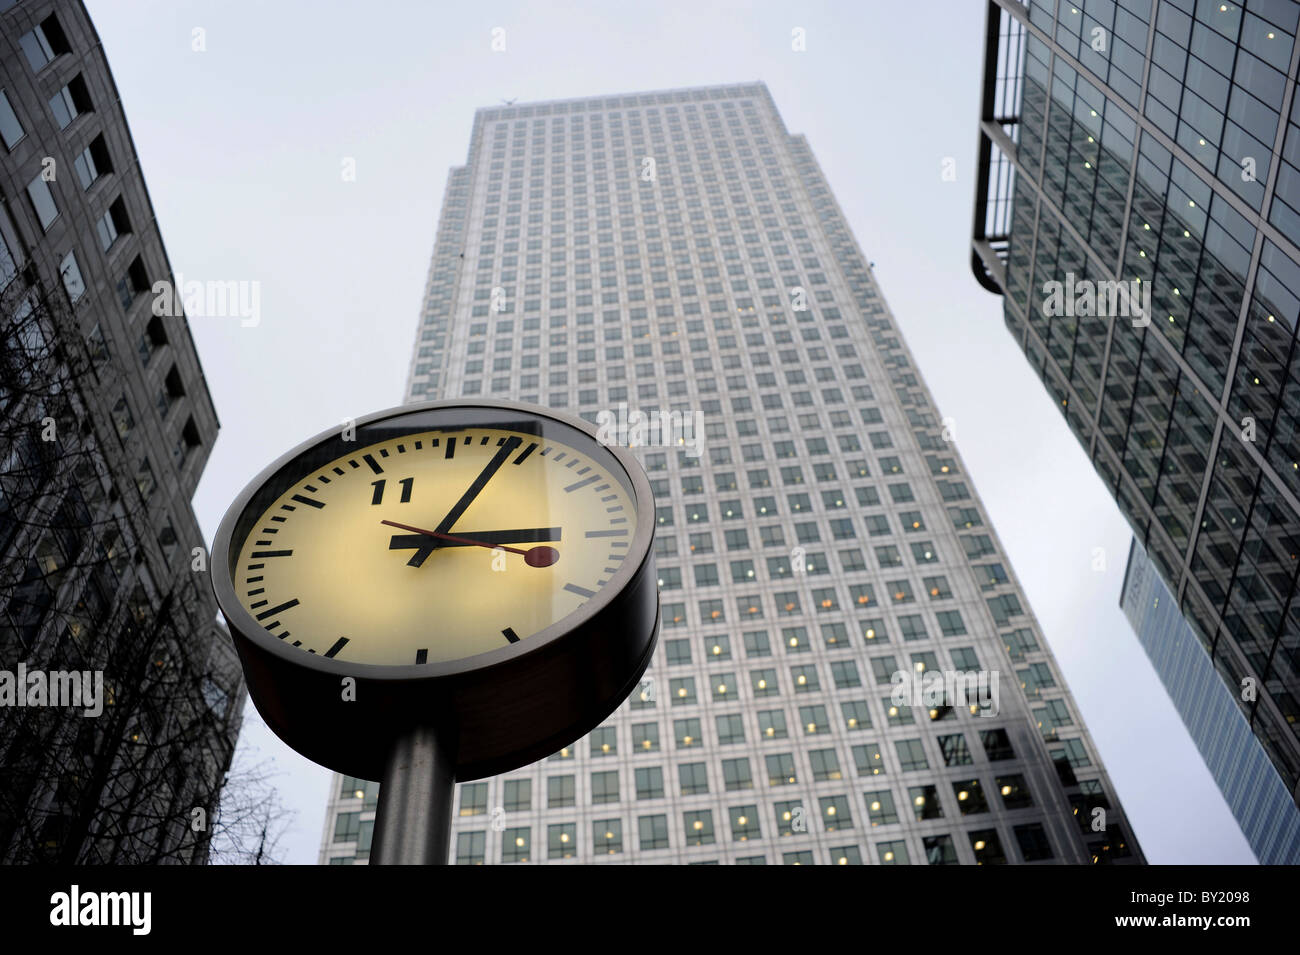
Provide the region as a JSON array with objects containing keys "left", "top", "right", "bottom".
[{"left": 232, "top": 426, "right": 639, "bottom": 666}]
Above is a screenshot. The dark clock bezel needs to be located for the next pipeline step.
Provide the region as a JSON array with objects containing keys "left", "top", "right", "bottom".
[{"left": 211, "top": 398, "right": 659, "bottom": 781}]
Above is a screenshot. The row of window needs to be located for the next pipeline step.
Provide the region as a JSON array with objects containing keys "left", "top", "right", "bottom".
[
  {"left": 448, "top": 756, "right": 1027, "bottom": 818},
  {"left": 657, "top": 627, "right": 1016, "bottom": 666},
  {"left": 444, "top": 816, "right": 1056, "bottom": 865}
]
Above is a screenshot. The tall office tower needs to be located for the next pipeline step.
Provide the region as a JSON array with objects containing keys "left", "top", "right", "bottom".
[
  {"left": 1121, "top": 539, "right": 1300, "bottom": 861},
  {"left": 971, "top": 0, "right": 1300, "bottom": 806},
  {"left": 320, "top": 81, "right": 1142, "bottom": 865},
  {"left": 0, "top": 1, "right": 243, "bottom": 863}
]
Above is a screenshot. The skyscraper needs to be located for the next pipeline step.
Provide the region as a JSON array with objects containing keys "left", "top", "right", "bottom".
[
  {"left": 1121, "top": 539, "right": 1300, "bottom": 862},
  {"left": 321, "top": 81, "right": 1142, "bottom": 865},
  {"left": 0, "top": 0, "right": 243, "bottom": 863},
  {"left": 971, "top": 0, "right": 1300, "bottom": 803}
]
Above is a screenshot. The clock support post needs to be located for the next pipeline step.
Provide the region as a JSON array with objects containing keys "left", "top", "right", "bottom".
[{"left": 370, "top": 725, "right": 456, "bottom": 865}]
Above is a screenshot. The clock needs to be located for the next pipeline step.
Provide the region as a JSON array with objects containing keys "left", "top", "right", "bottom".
[{"left": 211, "top": 399, "right": 659, "bottom": 783}]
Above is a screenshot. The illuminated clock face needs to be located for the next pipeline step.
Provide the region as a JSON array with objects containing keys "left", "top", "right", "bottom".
[{"left": 232, "top": 424, "right": 639, "bottom": 666}]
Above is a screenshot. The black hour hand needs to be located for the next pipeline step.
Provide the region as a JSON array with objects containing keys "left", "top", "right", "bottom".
[
  {"left": 446, "top": 527, "right": 561, "bottom": 546},
  {"left": 389, "top": 534, "right": 437, "bottom": 568},
  {"left": 388, "top": 527, "right": 561, "bottom": 568}
]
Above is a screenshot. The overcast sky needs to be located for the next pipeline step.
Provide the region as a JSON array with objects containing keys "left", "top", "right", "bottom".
[{"left": 82, "top": 0, "right": 1255, "bottom": 864}]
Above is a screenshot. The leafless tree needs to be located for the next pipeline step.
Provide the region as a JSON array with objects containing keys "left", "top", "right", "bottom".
[{"left": 0, "top": 265, "right": 283, "bottom": 864}]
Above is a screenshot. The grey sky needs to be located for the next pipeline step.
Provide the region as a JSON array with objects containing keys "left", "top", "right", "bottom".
[{"left": 83, "top": 0, "right": 1254, "bottom": 864}]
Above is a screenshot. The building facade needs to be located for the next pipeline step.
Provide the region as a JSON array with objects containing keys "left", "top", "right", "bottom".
[
  {"left": 971, "top": 0, "right": 1300, "bottom": 804},
  {"left": 320, "top": 81, "right": 1142, "bottom": 865},
  {"left": 1121, "top": 538, "right": 1300, "bottom": 862},
  {"left": 0, "top": 0, "right": 243, "bottom": 863}
]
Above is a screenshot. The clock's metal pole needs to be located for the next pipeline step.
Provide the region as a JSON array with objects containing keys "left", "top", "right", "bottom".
[{"left": 370, "top": 726, "right": 455, "bottom": 865}]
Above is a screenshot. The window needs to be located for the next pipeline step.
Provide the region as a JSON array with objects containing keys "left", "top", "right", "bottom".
[
  {"left": 704, "top": 634, "right": 732, "bottom": 660},
  {"left": 455, "top": 831, "right": 486, "bottom": 865},
  {"left": 502, "top": 779, "right": 531, "bottom": 811},
  {"left": 790, "top": 664, "right": 818, "bottom": 692},
  {"left": 591, "top": 770, "right": 619, "bottom": 804},
  {"left": 876, "top": 840, "right": 909, "bottom": 864},
  {"left": 774, "top": 799, "right": 805, "bottom": 837},
  {"left": 501, "top": 827, "right": 530, "bottom": 863},
  {"left": 59, "top": 251, "right": 85, "bottom": 302},
  {"left": 924, "top": 835, "right": 958, "bottom": 865},
  {"left": 997, "top": 775, "right": 1032, "bottom": 809},
  {"left": 783, "top": 626, "right": 810, "bottom": 654},
  {"left": 751, "top": 668, "right": 778, "bottom": 697},
  {"left": 134, "top": 458, "right": 157, "bottom": 497},
  {"left": 1020, "top": 662, "right": 1058, "bottom": 697},
  {"left": 20, "top": 15, "right": 70, "bottom": 71},
  {"left": 980, "top": 728, "right": 1015, "bottom": 761},
  {"left": 875, "top": 545, "right": 902, "bottom": 568},
  {"left": 96, "top": 197, "right": 130, "bottom": 251},
  {"left": 547, "top": 774, "right": 575, "bottom": 808},
  {"left": 632, "top": 722, "right": 659, "bottom": 752},
  {"left": 1015, "top": 823, "right": 1053, "bottom": 861},
  {"left": 118, "top": 255, "right": 150, "bottom": 307},
  {"left": 0, "top": 90, "right": 25, "bottom": 149},
  {"left": 662, "top": 602, "right": 686, "bottom": 629},
  {"left": 715, "top": 713, "right": 744, "bottom": 745},
  {"left": 864, "top": 790, "right": 898, "bottom": 826},
  {"left": 888, "top": 483, "right": 914, "bottom": 504},
  {"left": 676, "top": 717, "right": 703, "bottom": 748},
  {"left": 593, "top": 819, "right": 623, "bottom": 855},
  {"left": 775, "top": 591, "right": 801, "bottom": 616},
  {"left": 809, "top": 749, "right": 842, "bottom": 781},
  {"left": 679, "top": 762, "right": 709, "bottom": 795},
  {"left": 1035, "top": 699, "right": 1074, "bottom": 740},
  {"left": 458, "top": 782, "right": 487, "bottom": 816},
  {"left": 638, "top": 814, "right": 670, "bottom": 851},
  {"left": 852, "top": 742, "right": 885, "bottom": 777},
  {"left": 722, "top": 757, "right": 753, "bottom": 791},
  {"left": 49, "top": 75, "right": 91, "bottom": 130},
  {"left": 822, "top": 621, "right": 849, "bottom": 647},
  {"left": 938, "top": 733, "right": 973, "bottom": 767},
  {"left": 895, "top": 738, "right": 928, "bottom": 771},
  {"left": 27, "top": 175, "right": 58, "bottom": 230},
  {"left": 729, "top": 805, "right": 761, "bottom": 841},
  {"left": 987, "top": 593, "right": 1024, "bottom": 625},
  {"left": 911, "top": 541, "right": 938, "bottom": 563},
  {"left": 800, "top": 704, "right": 829, "bottom": 735},
  {"left": 820, "top": 795, "right": 852, "bottom": 831},
  {"left": 972, "top": 831, "right": 1008, "bottom": 867},
  {"left": 635, "top": 766, "right": 664, "bottom": 800},
  {"left": 333, "top": 811, "right": 360, "bottom": 843},
  {"left": 953, "top": 779, "right": 989, "bottom": 815},
  {"left": 839, "top": 549, "right": 867, "bottom": 573},
  {"left": 831, "top": 660, "right": 861, "bottom": 689},
  {"left": 688, "top": 531, "right": 714, "bottom": 554},
  {"left": 684, "top": 809, "right": 715, "bottom": 846},
  {"left": 670, "top": 676, "right": 696, "bottom": 705},
  {"left": 548, "top": 823, "right": 577, "bottom": 859}
]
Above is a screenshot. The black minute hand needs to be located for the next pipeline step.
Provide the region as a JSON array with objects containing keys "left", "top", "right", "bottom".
[{"left": 434, "top": 435, "right": 523, "bottom": 536}]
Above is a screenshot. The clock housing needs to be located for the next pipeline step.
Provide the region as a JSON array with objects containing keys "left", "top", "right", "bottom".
[{"left": 211, "top": 399, "right": 658, "bottom": 781}]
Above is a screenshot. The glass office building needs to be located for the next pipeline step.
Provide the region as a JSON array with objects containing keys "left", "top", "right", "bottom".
[
  {"left": 972, "top": 0, "right": 1300, "bottom": 803},
  {"left": 1122, "top": 539, "right": 1300, "bottom": 862},
  {"left": 320, "top": 82, "right": 1143, "bottom": 864}
]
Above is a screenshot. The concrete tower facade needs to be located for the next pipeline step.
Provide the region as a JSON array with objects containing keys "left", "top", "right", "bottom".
[{"left": 321, "top": 82, "right": 1142, "bottom": 865}]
